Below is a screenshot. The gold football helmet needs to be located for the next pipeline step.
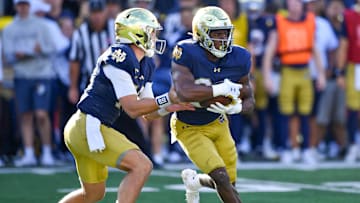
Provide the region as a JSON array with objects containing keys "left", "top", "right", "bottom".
[
  {"left": 192, "top": 6, "right": 234, "bottom": 58},
  {"left": 115, "top": 8, "right": 166, "bottom": 57}
]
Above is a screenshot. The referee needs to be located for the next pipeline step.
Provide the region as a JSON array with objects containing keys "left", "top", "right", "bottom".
[
  {"left": 68, "top": 0, "right": 115, "bottom": 100},
  {"left": 67, "top": 0, "right": 153, "bottom": 160}
]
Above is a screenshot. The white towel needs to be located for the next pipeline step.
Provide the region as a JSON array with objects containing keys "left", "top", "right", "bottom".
[
  {"left": 86, "top": 114, "right": 106, "bottom": 152},
  {"left": 355, "top": 64, "right": 360, "bottom": 91}
]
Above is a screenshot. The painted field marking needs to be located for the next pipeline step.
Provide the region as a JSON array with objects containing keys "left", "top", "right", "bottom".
[
  {"left": 57, "top": 176, "right": 360, "bottom": 194},
  {"left": 57, "top": 187, "right": 159, "bottom": 193}
]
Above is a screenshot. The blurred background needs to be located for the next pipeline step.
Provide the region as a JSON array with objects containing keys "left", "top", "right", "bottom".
[{"left": 0, "top": 0, "right": 359, "bottom": 169}]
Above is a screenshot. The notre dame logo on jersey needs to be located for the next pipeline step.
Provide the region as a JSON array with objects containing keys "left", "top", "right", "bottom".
[
  {"left": 172, "top": 45, "right": 183, "bottom": 60},
  {"left": 112, "top": 49, "right": 127, "bottom": 63}
]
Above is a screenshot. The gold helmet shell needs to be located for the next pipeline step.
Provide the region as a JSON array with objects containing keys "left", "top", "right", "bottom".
[
  {"left": 115, "top": 8, "right": 166, "bottom": 57},
  {"left": 192, "top": 6, "right": 234, "bottom": 58}
]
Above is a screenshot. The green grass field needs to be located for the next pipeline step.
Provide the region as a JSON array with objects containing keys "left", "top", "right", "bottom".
[{"left": 0, "top": 162, "right": 359, "bottom": 203}]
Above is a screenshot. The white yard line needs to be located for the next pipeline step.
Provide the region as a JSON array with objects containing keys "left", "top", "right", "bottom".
[{"left": 237, "top": 178, "right": 360, "bottom": 194}]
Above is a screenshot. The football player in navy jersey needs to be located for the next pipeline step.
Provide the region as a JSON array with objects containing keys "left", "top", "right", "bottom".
[
  {"left": 59, "top": 8, "right": 195, "bottom": 203},
  {"left": 171, "top": 6, "right": 255, "bottom": 203}
]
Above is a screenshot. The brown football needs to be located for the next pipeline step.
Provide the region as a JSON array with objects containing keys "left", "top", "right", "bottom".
[{"left": 199, "top": 96, "right": 233, "bottom": 107}]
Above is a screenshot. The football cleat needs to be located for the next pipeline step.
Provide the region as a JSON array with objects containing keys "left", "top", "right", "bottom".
[{"left": 181, "top": 169, "right": 202, "bottom": 203}]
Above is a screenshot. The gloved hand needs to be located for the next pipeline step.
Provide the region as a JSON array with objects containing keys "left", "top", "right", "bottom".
[
  {"left": 212, "top": 79, "right": 242, "bottom": 99},
  {"left": 206, "top": 98, "right": 242, "bottom": 114}
]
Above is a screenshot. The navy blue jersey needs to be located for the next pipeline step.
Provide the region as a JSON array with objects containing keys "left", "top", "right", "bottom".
[
  {"left": 78, "top": 44, "right": 155, "bottom": 126},
  {"left": 172, "top": 39, "right": 251, "bottom": 125},
  {"left": 248, "top": 15, "right": 275, "bottom": 69}
]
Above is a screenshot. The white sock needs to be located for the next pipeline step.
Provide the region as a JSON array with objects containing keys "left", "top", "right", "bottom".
[
  {"left": 24, "top": 147, "right": 35, "bottom": 158},
  {"left": 42, "top": 145, "right": 52, "bottom": 156}
]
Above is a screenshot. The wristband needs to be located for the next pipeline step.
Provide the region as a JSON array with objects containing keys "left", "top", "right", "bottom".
[
  {"left": 157, "top": 108, "right": 170, "bottom": 116},
  {"left": 155, "top": 92, "right": 171, "bottom": 108}
]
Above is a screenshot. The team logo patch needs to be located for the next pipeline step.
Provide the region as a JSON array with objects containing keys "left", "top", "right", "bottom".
[
  {"left": 213, "top": 67, "right": 221, "bottom": 73},
  {"left": 112, "top": 49, "right": 127, "bottom": 63},
  {"left": 156, "top": 96, "right": 169, "bottom": 106},
  {"left": 172, "top": 45, "right": 183, "bottom": 60}
]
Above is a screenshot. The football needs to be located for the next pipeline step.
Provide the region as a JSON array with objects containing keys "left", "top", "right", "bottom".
[{"left": 200, "top": 96, "right": 233, "bottom": 107}]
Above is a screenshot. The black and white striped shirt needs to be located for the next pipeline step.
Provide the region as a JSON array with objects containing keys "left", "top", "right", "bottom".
[{"left": 68, "top": 19, "right": 115, "bottom": 89}]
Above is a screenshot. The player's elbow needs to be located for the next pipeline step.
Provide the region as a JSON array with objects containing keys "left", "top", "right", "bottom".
[
  {"left": 122, "top": 105, "right": 143, "bottom": 119},
  {"left": 124, "top": 109, "right": 141, "bottom": 119}
]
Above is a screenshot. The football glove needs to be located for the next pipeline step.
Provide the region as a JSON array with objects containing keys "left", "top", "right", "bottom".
[
  {"left": 207, "top": 98, "right": 242, "bottom": 114},
  {"left": 212, "top": 79, "right": 242, "bottom": 99}
]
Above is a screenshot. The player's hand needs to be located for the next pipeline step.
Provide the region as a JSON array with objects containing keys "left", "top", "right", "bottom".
[
  {"left": 212, "top": 78, "right": 242, "bottom": 99},
  {"left": 206, "top": 98, "right": 242, "bottom": 114},
  {"left": 264, "top": 73, "right": 275, "bottom": 95},
  {"left": 336, "top": 75, "right": 345, "bottom": 89},
  {"left": 68, "top": 86, "right": 79, "bottom": 104},
  {"left": 316, "top": 72, "right": 326, "bottom": 91}
]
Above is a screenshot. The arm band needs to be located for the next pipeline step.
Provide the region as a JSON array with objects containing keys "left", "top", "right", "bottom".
[{"left": 155, "top": 92, "right": 171, "bottom": 108}]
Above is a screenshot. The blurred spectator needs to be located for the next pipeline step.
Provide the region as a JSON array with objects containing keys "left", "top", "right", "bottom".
[
  {"left": 337, "top": 0, "right": 360, "bottom": 163},
  {"left": 2, "top": 0, "right": 57, "bottom": 167},
  {"left": 0, "top": 15, "right": 17, "bottom": 167},
  {"left": 31, "top": 0, "right": 73, "bottom": 162},
  {"left": 68, "top": 0, "right": 114, "bottom": 103},
  {"left": 106, "top": 0, "right": 124, "bottom": 20},
  {"left": 44, "top": 0, "right": 63, "bottom": 20},
  {"left": 265, "top": 0, "right": 285, "bottom": 14},
  {"left": 322, "top": 1, "right": 347, "bottom": 159},
  {"left": 0, "top": 40, "right": 4, "bottom": 167},
  {"left": 326, "top": 0, "right": 345, "bottom": 36},
  {"left": 61, "top": 0, "right": 81, "bottom": 19},
  {"left": 263, "top": 0, "right": 326, "bottom": 164},
  {"left": 127, "top": 0, "right": 155, "bottom": 9},
  {"left": 163, "top": 0, "right": 200, "bottom": 49},
  {"left": 0, "top": 41, "right": 2, "bottom": 83},
  {"left": 153, "top": 0, "right": 177, "bottom": 14},
  {"left": 220, "top": 0, "right": 248, "bottom": 47},
  {"left": 304, "top": 0, "right": 344, "bottom": 162},
  {"left": 245, "top": 0, "right": 278, "bottom": 160},
  {"left": 343, "top": 0, "right": 356, "bottom": 8},
  {"left": 30, "top": 1, "right": 69, "bottom": 73},
  {"left": 55, "top": 13, "right": 77, "bottom": 161}
]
